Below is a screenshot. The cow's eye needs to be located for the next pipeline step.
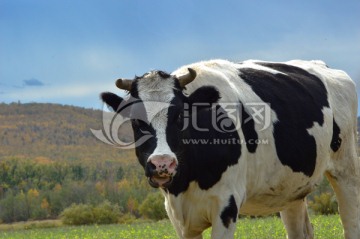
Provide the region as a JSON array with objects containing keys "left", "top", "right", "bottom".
[{"left": 176, "top": 113, "right": 183, "bottom": 128}]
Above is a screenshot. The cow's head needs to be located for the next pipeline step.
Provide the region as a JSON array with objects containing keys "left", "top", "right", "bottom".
[{"left": 101, "top": 68, "right": 220, "bottom": 188}]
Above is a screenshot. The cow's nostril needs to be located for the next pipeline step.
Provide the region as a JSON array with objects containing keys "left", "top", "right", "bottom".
[
  {"left": 145, "top": 161, "right": 157, "bottom": 177},
  {"left": 149, "top": 161, "right": 156, "bottom": 170}
]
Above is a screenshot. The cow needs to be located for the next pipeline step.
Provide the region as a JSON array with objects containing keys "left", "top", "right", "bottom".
[{"left": 100, "top": 59, "right": 359, "bottom": 239}]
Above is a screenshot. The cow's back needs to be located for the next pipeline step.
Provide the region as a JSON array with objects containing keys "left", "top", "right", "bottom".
[
  {"left": 172, "top": 59, "right": 357, "bottom": 215},
  {"left": 287, "top": 59, "right": 357, "bottom": 137}
]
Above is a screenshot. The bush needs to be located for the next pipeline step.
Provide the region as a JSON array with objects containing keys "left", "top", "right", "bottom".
[
  {"left": 118, "top": 213, "right": 137, "bottom": 224},
  {"left": 93, "top": 201, "right": 121, "bottom": 224},
  {"left": 60, "top": 203, "right": 94, "bottom": 225},
  {"left": 60, "top": 201, "right": 121, "bottom": 225},
  {"left": 308, "top": 192, "right": 338, "bottom": 215},
  {"left": 139, "top": 192, "right": 167, "bottom": 220}
]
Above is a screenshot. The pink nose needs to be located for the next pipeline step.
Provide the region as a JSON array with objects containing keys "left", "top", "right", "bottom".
[{"left": 148, "top": 154, "right": 177, "bottom": 177}]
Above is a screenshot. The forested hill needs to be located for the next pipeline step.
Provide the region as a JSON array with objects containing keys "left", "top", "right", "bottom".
[
  {"left": 0, "top": 102, "right": 134, "bottom": 164},
  {"left": 0, "top": 102, "right": 358, "bottom": 223},
  {"left": 0, "top": 102, "right": 359, "bottom": 163}
]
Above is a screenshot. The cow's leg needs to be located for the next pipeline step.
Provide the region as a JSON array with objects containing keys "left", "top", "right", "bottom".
[
  {"left": 326, "top": 172, "right": 360, "bottom": 239},
  {"left": 163, "top": 197, "right": 185, "bottom": 239},
  {"left": 325, "top": 131, "right": 360, "bottom": 239},
  {"left": 164, "top": 196, "right": 204, "bottom": 239},
  {"left": 210, "top": 194, "right": 240, "bottom": 239},
  {"left": 280, "top": 199, "right": 314, "bottom": 239},
  {"left": 211, "top": 216, "right": 237, "bottom": 239}
]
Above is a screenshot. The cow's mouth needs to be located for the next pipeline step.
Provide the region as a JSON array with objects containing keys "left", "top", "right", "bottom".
[{"left": 148, "top": 175, "right": 173, "bottom": 188}]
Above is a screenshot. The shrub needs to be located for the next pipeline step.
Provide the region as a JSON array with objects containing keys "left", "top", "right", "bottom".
[
  {"left": 60, "top": 201, "right": 121, "bottom": 225},
  {"left": 60, "top": 203, "right": 94, "bottom": 225},
  {"left": 93, "top": 201, "right": 121, "bottom": 224},
  {"left": 308, "top": 192, "right": 338, "bottom": 215},
  {"left": 139, "top": 192, "right": 167, "bottom": 220},
  {"left": 118, "top": 213, "right": 137, "bottom": 224}
]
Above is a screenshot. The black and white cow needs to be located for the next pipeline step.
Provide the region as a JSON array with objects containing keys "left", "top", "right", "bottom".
[{"left": 101, "top": 59, "right": 359, "bottom": 239}]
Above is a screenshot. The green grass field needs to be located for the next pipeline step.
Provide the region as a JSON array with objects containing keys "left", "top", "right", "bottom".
[{"left": 0, "top": 215, "right": 343, "bottom": 239}]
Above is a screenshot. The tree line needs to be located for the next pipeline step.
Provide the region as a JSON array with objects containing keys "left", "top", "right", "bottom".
[
  {"left": 0, "top": 102, "right": 347, "bottom": 224},
  {"left": 0, "top": 157, "right": 164, "bottom": 223}
]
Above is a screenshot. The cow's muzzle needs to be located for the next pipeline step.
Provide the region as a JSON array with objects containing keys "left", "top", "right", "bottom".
[{"left": 146, "top": 154, "right": 177, "bottom": 188}]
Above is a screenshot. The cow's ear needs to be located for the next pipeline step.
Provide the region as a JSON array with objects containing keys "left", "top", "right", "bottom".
[
  {"left": 101, "top": 92, "right": 124, "bottom": 112},
  {"left": 188, "top": 86, "right": 220, "bottom": 105}
]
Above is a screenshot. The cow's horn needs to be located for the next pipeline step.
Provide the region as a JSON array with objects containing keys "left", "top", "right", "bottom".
[
  {"left": 178, "top": 68, "right": 197, "bottom": 88},
  {"left": 115, "top": 78, "right": 132, "bottom": 91}
]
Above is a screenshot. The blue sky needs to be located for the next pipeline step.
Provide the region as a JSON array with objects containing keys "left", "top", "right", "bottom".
[{"left": 1, "top": 0, "right": 359, "bottom": 110}]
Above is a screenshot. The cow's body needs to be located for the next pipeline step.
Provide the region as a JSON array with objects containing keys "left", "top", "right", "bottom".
[{"left": 101, "top": 59, "right": 359, "bottom": 239}]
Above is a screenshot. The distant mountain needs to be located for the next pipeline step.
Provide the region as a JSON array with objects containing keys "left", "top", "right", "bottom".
[
  {"left": 0, "top": 102, "right": 135, "bottom": 164},
  {"left": 0, "top": 103, "right": 359, "bottom": 164}
]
